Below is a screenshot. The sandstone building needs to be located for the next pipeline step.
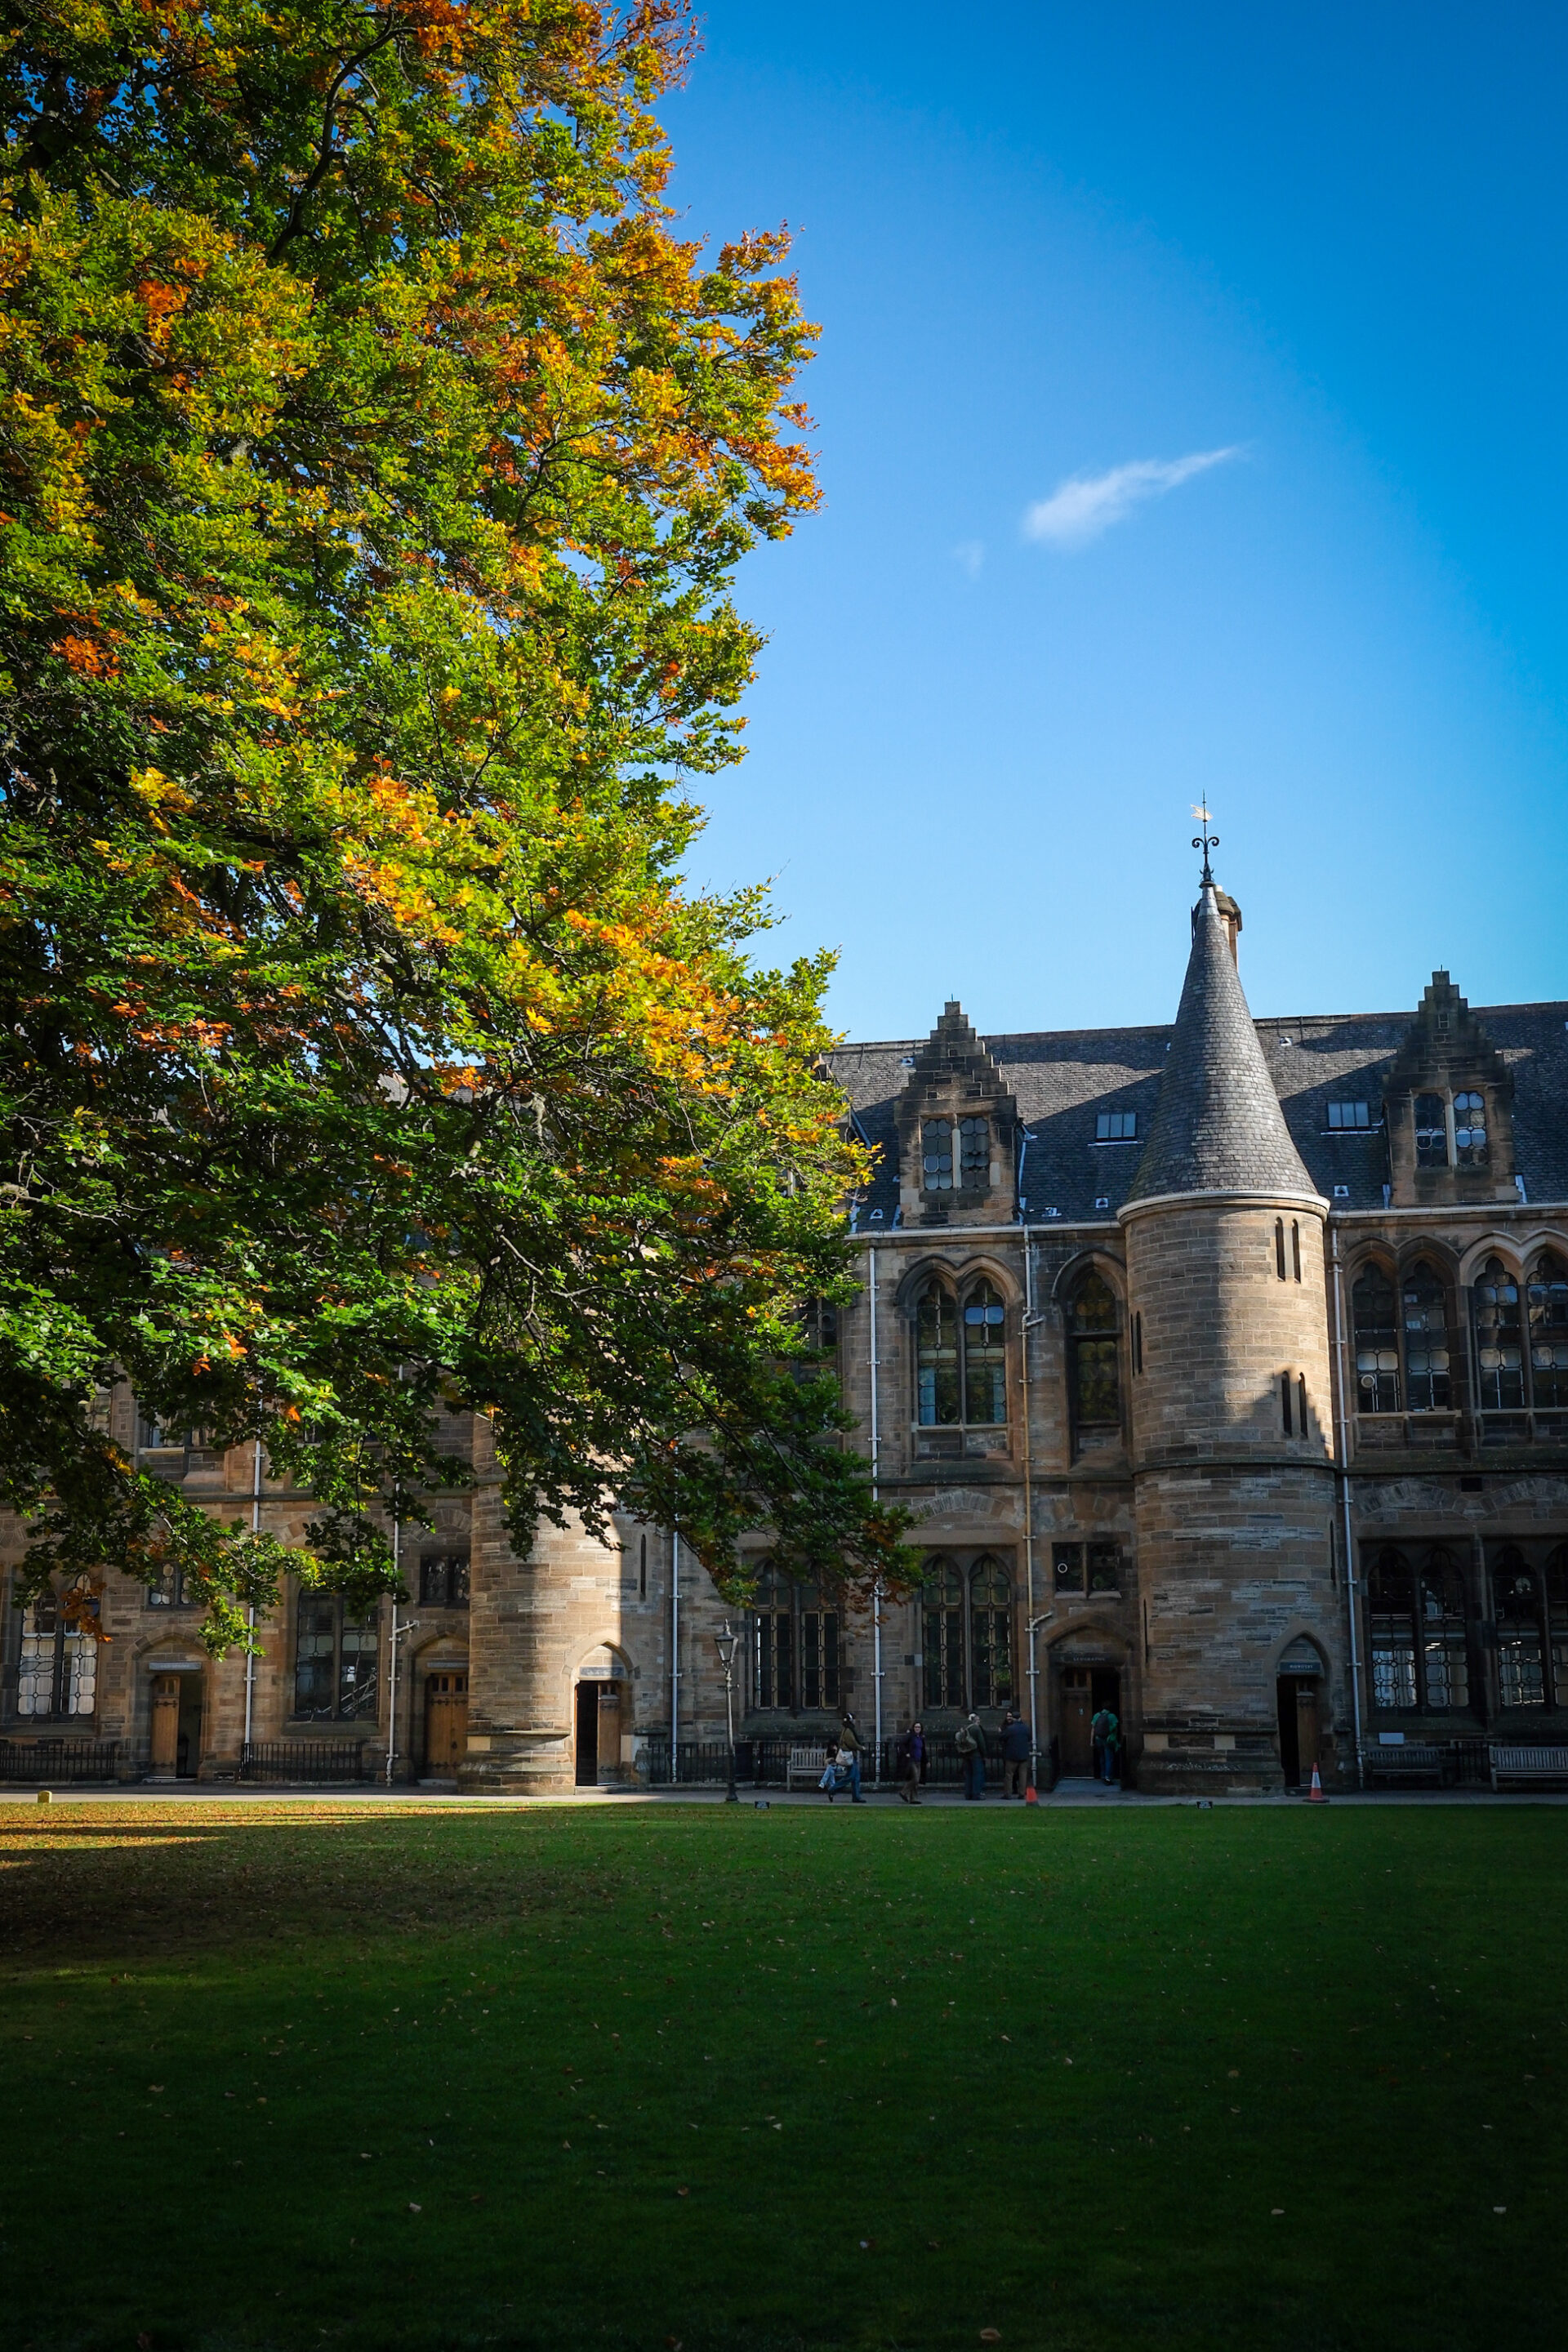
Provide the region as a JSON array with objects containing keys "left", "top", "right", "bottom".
[{"left": 4, "top": 878, "right": 1568, "bottom": 1793}]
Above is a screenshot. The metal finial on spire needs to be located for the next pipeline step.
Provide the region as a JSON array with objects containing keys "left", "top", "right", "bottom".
[{"left": 1191, "top": 799, "right": 1218, "bottom": 887}]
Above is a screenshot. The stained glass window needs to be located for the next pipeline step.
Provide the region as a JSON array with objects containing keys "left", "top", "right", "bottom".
[
  {"left": 962, "top": 1283, "right": 1007, "bottom": 1424},
  {"left": 1353, "top": 1265, "right": 1400, "bottom": 1411},
  {"left": 1402, "top": 1263, "right": 1450, "bottom": 1410},
  {"left": 1527, "top": 1253, "right": 1568, "bottom": 1410},
  {"left": 1474, "top": 1257, "right": 1525, "bottom": 1410},
  {"left": 1069, "top": 1272, "right": 1120, "bottom": 1429}
]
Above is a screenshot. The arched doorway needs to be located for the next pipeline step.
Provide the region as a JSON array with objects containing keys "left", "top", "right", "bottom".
[
  {"left": 147, "top": 1661, "right": 204, "bottom": 1779},
  {"left": 1276, "top": 1638, "right": 1325, "bottom": 1787},
  {"left": 423, "top": 1668, "right": 469, "bottom": 1775},
  {"left": 1054, "top": 1642, "right": 1124, "bottom": 1779},
  {"left": 573, "top": 1647, "right": 629, "bottom": 1786}
]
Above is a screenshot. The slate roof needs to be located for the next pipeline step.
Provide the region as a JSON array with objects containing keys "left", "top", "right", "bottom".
[
  {"left": 827, "top": 948, "right": 1568, "bottom": 1228},
  {"left": 1125, "top": 884, "right": 1317, "bottom": 1205}
]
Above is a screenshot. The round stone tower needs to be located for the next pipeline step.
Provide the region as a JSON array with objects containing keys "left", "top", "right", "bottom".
[{"left": 1120, "top": 883, "right": 1344, "bottom": 1793}]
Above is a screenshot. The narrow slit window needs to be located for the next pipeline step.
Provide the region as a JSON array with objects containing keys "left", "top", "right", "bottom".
[
  {"left": 1132, "top": 1310, "right": 1143, "bottom": 1376},
  {"left": 1291, "top": 1221, "right": 1302, "bottom": 1282},
  {"left": 1298, "top": 1374, "right": 1308, "bottom": 1437},
  {"left": 1275, "top": 1218, "right": 1286, "bottom": 1280},
  {"left": 1281, "top": 1371, "right": 1293, "bottom": 1436}
]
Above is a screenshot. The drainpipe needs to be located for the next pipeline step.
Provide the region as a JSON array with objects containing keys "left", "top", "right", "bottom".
[
  {"left": 1021, "top": 1228, "right": 1040, "bottom": 1785},
  {"left": 1329, "top": 1225, "right": 1366, "bottom": 1788},
  {"left": 385, "top": 1510, "right": 400, "bottom": 1789},
  {"left": 868, "top": 1245, "right": 882, "bottom": 1780},
  {"left": 243, "top": 1436, "right": 261, "bottom": 1755},
  {"left": 670, "top": 1529, "right": 680, "bottom": 1784}
]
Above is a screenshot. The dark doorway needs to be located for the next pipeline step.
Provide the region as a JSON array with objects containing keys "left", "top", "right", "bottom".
[
  {"left": 1091, "top": 1669, "right": 1121, "bottom": 1780},
  {"left": 574, "top": 1682, "right": 599, "bottom": 1785},
  {"left": 175, "top": 1677, "right": 203, "bottom": 1779},
  {"left": 1276, "top": 1677, "right": 1300, "bottom": 1786},
  {"left": 1059, "top": 1665, "right": 1121, "bottom": 1776}
]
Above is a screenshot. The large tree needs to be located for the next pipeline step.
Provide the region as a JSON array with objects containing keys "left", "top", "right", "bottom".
[{"left": 0, "top": 0, "right": 902, "bottom": 1650}]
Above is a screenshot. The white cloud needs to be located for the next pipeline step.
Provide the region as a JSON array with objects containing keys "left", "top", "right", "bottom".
[
  {"left": 951, "top": 538, "right": 984, "bottom": 579},
  {"left": 1022, "top": 446, "right": 1242, "bottom": 549}
]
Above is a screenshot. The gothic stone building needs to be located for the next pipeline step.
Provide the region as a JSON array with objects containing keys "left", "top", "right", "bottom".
[{"left": 5, "top": 880, "right": 1568, "bottom": 1793}]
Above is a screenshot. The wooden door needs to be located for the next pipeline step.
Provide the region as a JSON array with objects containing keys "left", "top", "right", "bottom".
[
  {"left": 596, "top": 1683, "right": 623, "bottom": 1780},
  {"left": 149, "top": 1674, "right": 180, "bottom": 1774},
  {"left": 424, "top": 1672, "right": 469, "bottom": 1772},
  {"left": 1295, "top": 1682, "right": 1321, "bottom": 1782},
  {"left": 1060, "top": 1667, "right": 1094, "bottom": 1775}
]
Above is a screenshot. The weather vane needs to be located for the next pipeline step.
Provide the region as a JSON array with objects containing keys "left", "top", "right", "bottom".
[{"left": 1191, "top": 800, "right": 1218, "bottom": 887}]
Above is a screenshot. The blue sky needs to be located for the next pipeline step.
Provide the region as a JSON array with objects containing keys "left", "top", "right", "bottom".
[{"left": 661, "top": 2, "right": 1568, "bottom": 1042}]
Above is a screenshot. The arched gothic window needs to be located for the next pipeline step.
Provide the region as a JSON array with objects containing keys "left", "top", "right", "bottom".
[
  {"left": 1473, "top": 1257, "right": 1525, "bottom": 1410},
  {"left": 915, "top": 1277, "right": 1008, "bottom": 1429},
  {"left": 1401, "top": 1262, "right": 1452, "bottom": 1410},
  {"left": 751, "top": 1561, "right": 839, "bottom": 1713},
  {"left": 963, "top": 1283, "right": 1007, "bottom": 1425},
  {"left": 922, "top": 1556, "right": 1014, "bottom": 1712},
  {"left": 1493, "top": 1547, "right": 1546, "bottom": 1708},
  {"left": 1068, "top": 1272, "right": 1120, "bottom": 1430},
  {"left": 1528, "top": 1253, "right": 1568, "bottom": 1410},
  {"left": 1352, "top": 1265, "right": 1400, "bottom": 1413},
  {"left": 1453, "top": 1091, "right": 1488, "bottom": 1168},
  {"left": 1366, "top": 1548, "right": 1468, "bottom": 1713}
]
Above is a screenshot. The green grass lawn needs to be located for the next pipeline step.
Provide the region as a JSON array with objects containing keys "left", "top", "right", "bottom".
[{"left": 1, "top": 1797, "right": 1563, "bottom": 2352}]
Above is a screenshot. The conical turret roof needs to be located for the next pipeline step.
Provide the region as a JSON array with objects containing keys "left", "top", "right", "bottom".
[{"left": 1125, "top": 885, "right": 1320, "bottom": 1205}]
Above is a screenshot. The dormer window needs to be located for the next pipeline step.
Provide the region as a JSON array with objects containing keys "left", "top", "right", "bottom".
[
  {"left": 920, "top": 1115, "right": 989, "bottom": 1196},
  {"left": 1414, "top": 1094, "right": 1447, "bottom": 1166},
  {"left": 1094, "top": 1111, "right": 1138, "bottom": 1143},
  {"left": 1454, "top": 1092, "right": 1487, "bottom": 1168},
  {"left": 1326, "top": 1100, "right": 1371, "bottom": 1130}
]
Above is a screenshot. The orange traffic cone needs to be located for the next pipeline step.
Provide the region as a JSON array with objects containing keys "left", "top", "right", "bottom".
[
  {"left": 1025, "top": 1784, "right": 1039, "bottom": 1806},
  {"left": 1307, "top": 1763, "right": 1328, "bottom": 1804}
]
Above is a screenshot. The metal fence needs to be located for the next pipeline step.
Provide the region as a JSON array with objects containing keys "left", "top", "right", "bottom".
[
  {"left": 237, "top": 1740, "right": 371, "bottom": 1785},
  {"left": 638, "top": 1735, "right": 1049, "bottom": 1792},
  {"left": 0, "top": 1737, "right": 122, "bottom": 1784}
]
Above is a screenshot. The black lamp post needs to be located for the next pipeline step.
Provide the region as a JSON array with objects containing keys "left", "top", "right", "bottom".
[{"left": 715, "top": 1620, "right": 739, "bottom": 1802}]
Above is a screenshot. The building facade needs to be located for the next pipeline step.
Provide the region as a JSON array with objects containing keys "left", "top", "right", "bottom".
[{"left": 5, "top": 880, "right": 1568, "bottom": 1793}]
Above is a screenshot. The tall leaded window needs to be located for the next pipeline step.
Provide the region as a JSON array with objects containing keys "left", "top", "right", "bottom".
[
  {"left": 1068, "top": 1272, "right": 1120, "bottom": 1430},
  {"left": 963, "top": 1283, "right": 1007, "bottom": 1424},
  {"left": 1528, "top": 1253, "right": 1568, "bottom": 1410},
  {"left": 751, "top": 1563, "right": 837, "bottom": 1712},
  {"left": 292, "top": 1591, "right": 380, "bottom": 1721},
  {"left": 1352, "top": 1265, "right": 1400, "bottom": 1412},
  {"left": 969, "top": 1557, "right": 1014, "bottom": 1708},
  {"left": 1417, "top": 1548, "right": 1469, "bottom": 1712},
  {"left": 419, "top": 1551, "right": 470, "bottom": 1607},
  {"left": 1548, "top": 1549, "right": 1568, "bottom": 1712},
  {"left": 916, "top": 1280, "right": 960, "bottom": 1426},
  {"left": 1414, "top": 1093, "right": 1448, "bottom": 1167},
  {"left": 1367, "top": 1549, "right": 1418, "bottom": 1710},
  {"left": 1402, "top": 1262, "right": 1452, "bottom": 1410},
  {"left": 1493, "top": 1548, "right": 1546, "bottom": 1708},
  {"left": 1453, "top": 1091, "right": 1488, "bottom": 1168},
  {"left": 959, "top": 1117, "right": 990, "bottom": 1188},
  {"left": 921, "top": 1119, "right": 955, "bottom": 1193},
  {"left": 1473, "top": 1257, "right": 1525, "bottom": 1410},
  {"left": 16, "top": 1585, "right": 100, "bottom": 1719},
  {"left": 922, "top": 1556, "right": 1013, "bottom": 1710},
  {"left": 915, "top": 1277, "right": 1008, "bottom": 1429}
]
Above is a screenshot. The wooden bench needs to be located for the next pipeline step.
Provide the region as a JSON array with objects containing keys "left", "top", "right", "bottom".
[
  {"left": 1365, "top": 1744, "right": 1447, "bottom": 1787},
  {"left": 1489, "top": 1744, "right": 1568, "bottom": 1791},
  {"left": 786, "top": 1745, "right": 829, "bottom": 1790}
]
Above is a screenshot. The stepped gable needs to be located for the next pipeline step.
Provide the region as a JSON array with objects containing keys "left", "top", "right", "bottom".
[
  {"left": 1125, "top": 884, "right": 1320, "bottom": 1206},
  {"left": 1384, "top": 969, "right": 1512, "bottom": 1098},
  {"left": 893, "top": 1001, "right": 1017, "bottom": 1153}
]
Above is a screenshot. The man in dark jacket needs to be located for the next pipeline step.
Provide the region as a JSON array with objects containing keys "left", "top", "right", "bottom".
[
  {"left": 896, "top": 1719, "right": 925, "bottom": 1803},
  {"left": 1000, "top": 1708, "right": 1031, "bottom": 1797},
  {"left": 955, "top": 1712, "right": 987, "bottom": 1800}
]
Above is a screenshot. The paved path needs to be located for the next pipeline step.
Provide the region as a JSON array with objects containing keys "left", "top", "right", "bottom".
[{"left": 2, "top": 1781, "right": 1566, "bottom": 1808}]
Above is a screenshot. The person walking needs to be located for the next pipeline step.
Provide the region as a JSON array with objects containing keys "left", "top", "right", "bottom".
[
  {"left": 896, "top": 1719, "right": 926, "bottom": 1803},
  {"left": 1090, "top": 1704, "right": 1120, "bottom": 1785},
  {"left": 837, "top": 1712, "right": 867, "bottom": 1803},
  {"left": 955, "top": 1711, "right": 987, "bottom": 1800},
  {"left": 1000, "top": 1707, "right": 1031, "bottom": 1798}
]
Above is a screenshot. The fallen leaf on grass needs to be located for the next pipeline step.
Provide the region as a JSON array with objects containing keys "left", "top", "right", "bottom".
[
  {"left": 981, "top": 2332, "right": 1002, "bottom": 2344},
  {"left": 676, "top": 2187, "right": 689, "bottom": 2198}
]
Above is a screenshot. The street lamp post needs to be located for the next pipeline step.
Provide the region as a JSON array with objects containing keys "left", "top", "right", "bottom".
[
  {"left": 1026, "top": 1609, "right": 1054, "bottom": 1794},
  {"left": 714, "top": 1621, "right": 739, "bottom": 1803}
]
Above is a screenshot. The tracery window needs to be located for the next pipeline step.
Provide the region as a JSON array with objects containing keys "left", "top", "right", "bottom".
[
  {"left": 1473, "top": 1258, "right": 1525, "bottom": 1410},
  {"left": 1067, "top": 1272, "right": 1120, "bottom": 1431},
  {"left": 751, "top": 1562, "right": 838, "bottom": 1713},
  {"left": 915, "top": 1277, "right": 1008, "bottom": 1428},
  {"left": 419, "top": 1552, "right": 470, "bottom": 1608},
  {"left": 292, "top": 1591, "right": 380, "bottom": 1721},
  {"left": 1414, "top": 1093, "right": 1448, "bottom": 1167},
  {"left": 1527, "top": 1254, "right": 1568, "bottom": 1410},
  {"left": 1352, "top": 1265, "right": 1400, "bottom": 1412},
  {"left": 16, "top": 1585, "right": 100, "bottom": 1719},
  {"left": 1402, "top": 1262, "right": 1452, "bottom": 1410},
  {"left": 1453, "top": 1091, "right": 1488, "bottom": 1168},
  {"left": 1366, "top": 1548, "right": 1468, "bottom": 1713},
  {"left": 921, "top": 1556, "right": 1013, "bottom": 1711},
  {"left": 1493, "top": 1548, "right": 1546, "bottom": 1708}
]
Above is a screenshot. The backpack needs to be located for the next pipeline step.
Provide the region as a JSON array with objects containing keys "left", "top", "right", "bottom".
[{"left": 955, "top": 1723, "right": 978, "bottom": 1757}]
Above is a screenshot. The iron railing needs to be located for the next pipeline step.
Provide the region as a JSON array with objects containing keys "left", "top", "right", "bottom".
[
  {"left": 237, "top": 1740, "right": 370, "bottom": 1784},
  {"left": 638, "top": 1734, "right": 1053, "bottom": 1791},
  {"left": 0, "top": 1736, "right": 122, "bottom": 1784}
]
